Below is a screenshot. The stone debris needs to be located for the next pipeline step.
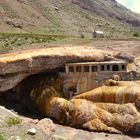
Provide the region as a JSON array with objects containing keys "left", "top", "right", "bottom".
[{"left": 27, "top": 128, "right": 37, "bottom": 135}]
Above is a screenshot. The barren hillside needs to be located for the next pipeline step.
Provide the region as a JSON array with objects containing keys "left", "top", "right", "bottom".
[{"left": 0, "top": 0, "right": 140, "bottom": 37}]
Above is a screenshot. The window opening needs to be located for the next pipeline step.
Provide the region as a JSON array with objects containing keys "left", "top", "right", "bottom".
[
  {"left": 92, "top": 66, "right": 97, "bottom": 72},
  {"left": 101, "top": 65, "right": 105, "bottom": 71},
  {"left": 122, "top": 65, "right": 125, "bottom": 70},
  {"left": 107, "top": 65, "right": 110, "bottom": 70},
  {"left": 84, "top": 66, "right": 89, "bottom": 72},
  {"left": 69, "top": 66, "right": 74, "bottom": 72},
  {"left": 112, "top": 65, "right": 119, "bottom": 71},
  {"left": 76, "top": 66, "right": 82, "bottom": 72}
]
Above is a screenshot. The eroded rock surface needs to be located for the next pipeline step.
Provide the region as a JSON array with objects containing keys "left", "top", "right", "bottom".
[
  {"left": 74, "top": 86, "right": 140, "bottom": 107},
  {"left": 32, "top": 96, "right": 140, "bottom": 134},
  {"left": 20, "top": 82, "right": 140, "bottom": 135}
]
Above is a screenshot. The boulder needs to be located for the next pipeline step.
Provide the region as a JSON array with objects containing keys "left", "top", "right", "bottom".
[
  {"left": 27, "top": 128, "right": 37, "bottom": 135},
  {"left": 36, "top": 118, "right": 55, "bottom": 138}
]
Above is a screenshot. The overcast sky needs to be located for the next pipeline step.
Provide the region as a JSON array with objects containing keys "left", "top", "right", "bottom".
[{"left": 116, "top": 0, "right": 140, "bottom": 13}]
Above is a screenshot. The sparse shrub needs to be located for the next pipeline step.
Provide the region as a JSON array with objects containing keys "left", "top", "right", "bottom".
[
  {"left": 0, "top": 134, "right": 5, "bottom": 140},
  {"left": 5, "top": 117, "right": 22, "bottom": 126},
  {"left": 133, "top": 32, "right": 140, "bottom": 37},
  {"left": 0, "top": 32, "right": 69, "bottom": 53},
  {"left": 80, "top": 34, "right": 85, "bottom": 38},
  {"left": 4, "top": 43, "right": 9, "bottom": 47}
]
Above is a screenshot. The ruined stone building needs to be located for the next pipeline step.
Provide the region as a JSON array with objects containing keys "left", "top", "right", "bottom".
[
  {"left": 60, "top": 61, "right": 132, "bottom": 98},
  {"left": 93, "top": 30, "right": 104, "bottom": 38}
]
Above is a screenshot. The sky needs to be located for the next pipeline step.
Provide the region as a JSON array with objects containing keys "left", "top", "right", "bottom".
[{"left": 116, "top": 0, "right": 140, "bottom": 13}]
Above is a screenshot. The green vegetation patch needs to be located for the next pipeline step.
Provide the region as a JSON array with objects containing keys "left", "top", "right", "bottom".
[
  {"left": 0, "top": 32, "right": 71, "bottom": 53},
  {"left": 5, "top": 117, "right": 22, "bottom": 126},
  {"left": 133, "top": 32, "right": 140, "bottom": 37},
  {"left": 0, "top": 133, "right": 5, "bottom": 140}
]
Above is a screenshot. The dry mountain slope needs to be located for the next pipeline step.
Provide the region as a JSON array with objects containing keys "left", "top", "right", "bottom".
[{"left": 0, "top": 0, "right": 140, "bottom": 37}]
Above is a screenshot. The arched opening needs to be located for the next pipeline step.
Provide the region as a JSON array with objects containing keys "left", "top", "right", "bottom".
[
  {"left": 122, "top": 65, "right": 125, "bottom": 71},
  {"left": 112, "top": 65, "right": 119, "bottom": 71},
  {"left": 0, "top": 67, "right": 65, "bottom": 116}
]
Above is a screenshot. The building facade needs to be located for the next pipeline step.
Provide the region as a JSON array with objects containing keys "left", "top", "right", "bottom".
[
  {"left": 93, "top": 30, "right": 104, "bottom": 38},
  {"left": 60, "top": 61, "right": 132, "bottom": 98}
]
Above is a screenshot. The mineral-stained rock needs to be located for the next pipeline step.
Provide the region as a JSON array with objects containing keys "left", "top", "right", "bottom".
[
  {"left": 0, "top": 46, "right": 139, "bottom": 135},
  {"left": 73, "top": 86, "right": 140, "bottom": 107},
  {"left": 27, "top": 82, "right": 140, "bottom": 134},
  {"left": 0, "top": 46, "right": 133, "bottom": 92},
  {"left": 31, "top": 95, "right": 140, "bottom": 134}
]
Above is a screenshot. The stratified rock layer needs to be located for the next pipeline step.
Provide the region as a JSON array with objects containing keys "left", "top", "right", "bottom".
[{"left": 74, "top": 85, "right": 140, "bottom": 108}]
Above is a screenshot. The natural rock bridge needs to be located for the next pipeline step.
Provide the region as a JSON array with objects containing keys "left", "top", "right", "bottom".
[{"left": 0, "top": 46, "right": 134, "bottom": 92}]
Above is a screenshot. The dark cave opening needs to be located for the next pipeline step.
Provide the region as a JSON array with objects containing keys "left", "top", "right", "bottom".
[{"left": 0, "top": 67, "right": 65, "bottom": 118}]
